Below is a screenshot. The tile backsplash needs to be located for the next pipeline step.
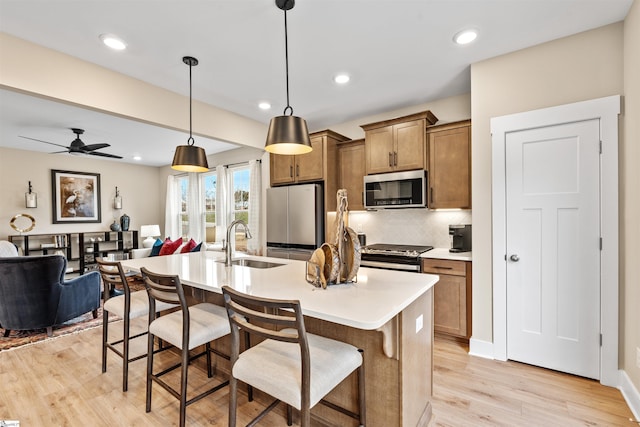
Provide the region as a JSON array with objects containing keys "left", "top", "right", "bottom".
[{"left": 347, "top": 209, "right": 472, "bottom": 248}]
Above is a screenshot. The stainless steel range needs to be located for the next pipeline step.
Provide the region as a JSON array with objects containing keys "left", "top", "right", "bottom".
[{"left": 360, "top": 244, "right": 433, "bottom": 272}]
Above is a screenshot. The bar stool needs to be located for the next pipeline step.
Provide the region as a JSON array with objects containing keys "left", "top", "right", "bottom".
[
  {"left": 97, "top": 258, "right": 177, "bottom": 392},
  {"left": 141, "top": 267, "right": 230, "bottom": 427},
  {"left": 221, "top": 285, "right": 366, "bottom": 427}
]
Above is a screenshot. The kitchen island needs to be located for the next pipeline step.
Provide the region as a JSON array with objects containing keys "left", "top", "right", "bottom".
[{"left": 121, "top": 251, "right": 439, "bottom": 427}]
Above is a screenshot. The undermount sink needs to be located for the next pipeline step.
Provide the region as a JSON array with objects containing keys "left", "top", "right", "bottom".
[{"left": 218, "top": 259, "right": 284, "bottom": 269}]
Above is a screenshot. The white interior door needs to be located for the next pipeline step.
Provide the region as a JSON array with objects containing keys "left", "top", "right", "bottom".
[{"left": 505, "top": 119, "right": 601, "bottom": 379}]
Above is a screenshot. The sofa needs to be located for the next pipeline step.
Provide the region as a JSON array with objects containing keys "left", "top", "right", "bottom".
[
  {"left": 130, "top": 237, "right": 221, "bottom": 259},
  {"left": 0, "top": 254, "right": 101, "bottom": 337}
]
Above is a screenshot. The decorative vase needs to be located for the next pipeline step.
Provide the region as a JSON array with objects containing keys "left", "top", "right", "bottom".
[
  {"left": 110, "top": 220, "right": 121, "bottom": 232},
  {"left": 119, "top": 213, "right": 130, "bottom": 231}
]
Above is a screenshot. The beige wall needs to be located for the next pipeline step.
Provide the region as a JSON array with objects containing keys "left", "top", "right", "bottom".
[
  {"left": 623, "top": 0, "right": 640, "bottom": 393},
  {"left": 0, "top": 147, "right": 163, "bottom": 244},
  {"left": 471, "top": 18, "right": 638, "bottom": 389}
]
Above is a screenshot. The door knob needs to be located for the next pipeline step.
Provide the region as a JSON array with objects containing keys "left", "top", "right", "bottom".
[{"left": 510, "top": 254, "right": 520, "bottom": 262}]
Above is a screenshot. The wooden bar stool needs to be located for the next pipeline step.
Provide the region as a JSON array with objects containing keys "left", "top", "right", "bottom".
[
  {"left": 222, "top": 285, "right": 366, "bottom": 427},
  {"left": 141, "top": 267, "right": 230, "bottom": 427},
  {"left": 97, "top": 258, "right": 177, "bottom": 392}
]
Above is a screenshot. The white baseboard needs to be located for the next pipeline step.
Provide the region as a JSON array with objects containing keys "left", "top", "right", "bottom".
[
  {"left": 468, "top": 337, "right": 494, "bottom": 359},
  {"left": 620, "top": 370, "right": 640, "bottom": 421}
]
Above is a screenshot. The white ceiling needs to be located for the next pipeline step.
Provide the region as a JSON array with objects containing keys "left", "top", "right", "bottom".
[{"left": 0, "top": 0, "right": 633, "bottom": 167}]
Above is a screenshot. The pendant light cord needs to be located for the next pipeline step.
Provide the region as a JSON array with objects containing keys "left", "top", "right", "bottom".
[
  {"left": 188, "top": 60, "right": 195, "bottom": 145},
  {"left": 283, "top": 4, "right": 293, "bottom": 116}
]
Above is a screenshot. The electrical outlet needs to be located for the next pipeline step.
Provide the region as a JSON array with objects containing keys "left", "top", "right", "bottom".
[
  {"left": 636, "top": 347, "right": 640, "bottom": 369},
  {"left": 415, "top": 314, "right": 423, "bottom": 333}
]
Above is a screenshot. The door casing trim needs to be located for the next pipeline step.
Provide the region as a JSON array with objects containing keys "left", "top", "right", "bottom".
[{"left": 490, "top": 95, "right": 620, "bottom": 386}]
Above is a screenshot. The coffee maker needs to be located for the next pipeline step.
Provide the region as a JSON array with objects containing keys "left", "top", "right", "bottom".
[{"left": 449, "top": 224, "right": 472, "bottom": 253}]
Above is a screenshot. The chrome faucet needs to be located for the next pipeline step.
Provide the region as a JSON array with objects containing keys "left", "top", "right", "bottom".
[{"left": 224, "top": 219, "right": 252, "bottom": 266}]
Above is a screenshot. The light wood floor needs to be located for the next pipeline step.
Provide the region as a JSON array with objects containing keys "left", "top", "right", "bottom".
[{"left": 0, "top": 318, "right": 634, "bottom": 426}]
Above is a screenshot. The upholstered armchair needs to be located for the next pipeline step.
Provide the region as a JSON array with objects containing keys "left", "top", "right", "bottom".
[{"left": 0, "top": 255, "right": 101, "bottom": 337}]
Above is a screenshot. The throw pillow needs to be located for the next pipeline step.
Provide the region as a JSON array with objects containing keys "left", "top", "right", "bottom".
[
  {"left": 180, "top": 238, "right": 197, "bottom": 253},
  {"left": 159, "top": 237, "right": 183, "bottom": 256},
  {"left": 191, "top": 242, "right": 203, "bottom": 252},
  {"left": 149, "top": 238, "right": 164, "bottom": 257}
]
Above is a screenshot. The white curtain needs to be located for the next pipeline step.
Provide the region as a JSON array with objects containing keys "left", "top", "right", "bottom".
[
  {"left": 164, "top": 175, "right": 179, "bottom": 239},
  {"left": 188, "top": 172, "right": 205, "bottom": 242},
  {"left": 215, "top": 165, "right": 229, "bottom": 244},
  {"left": 247, "top": 160, "right": 262, "bottom": 255}
]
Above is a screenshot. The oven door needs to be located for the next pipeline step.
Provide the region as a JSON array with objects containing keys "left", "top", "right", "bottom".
[{"left": 360, "top": 256, "right": 421, "bottom": 272}]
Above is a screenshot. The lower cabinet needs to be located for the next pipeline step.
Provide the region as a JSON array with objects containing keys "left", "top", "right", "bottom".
[{"left": 422, "top": 258, "right": 472, "bottom": 339}]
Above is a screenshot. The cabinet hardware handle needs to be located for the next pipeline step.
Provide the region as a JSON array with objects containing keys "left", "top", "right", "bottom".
[
  {"left": 296, "top": 164, "right": 299, "bottom": 177},
  {"left": 434, "top": 266, "right": 453, "bottom": 270},
  {"left": 388, "top": 152, "right": 393, "bottom": 167},
  {"left": 394, "top": 151, "right": 397, "bottom": 166},
  {"left": 289, "top": 165, "right": 293, "bottom": 178}
]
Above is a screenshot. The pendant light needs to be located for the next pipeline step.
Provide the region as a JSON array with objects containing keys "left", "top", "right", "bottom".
[
  {"left": 264, "top": 0, "right": 312, "bottom": 155},
  {"left": 172, "top": 56, "right": 209, "bottom": 172}
]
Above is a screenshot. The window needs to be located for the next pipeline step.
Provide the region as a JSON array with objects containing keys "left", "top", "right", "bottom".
[
  {"left": 202, "top": 172, "right": 217, "bottom": 243},
  {"left": 176, "top": 175, "right": 189, "bottom": 238},
  {"left": 229, "top": 165, "right": 250, "bottom": 251}
]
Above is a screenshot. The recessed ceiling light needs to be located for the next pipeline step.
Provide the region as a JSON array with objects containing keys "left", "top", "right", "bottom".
[
  {"left": 133, "top": 155, "right": 142, "bottom": 161},
  {"left": 258, "top": 102, "right": 271, "bottom": 110},
  {"left": 100, "top": 33, "right": 127, "bottom": 50},
  {"left": 334, "top": 73, "right": 350, "bottom": 84},
  {"left": 454, "top": 29, "right": 477, "bottom": 45}
]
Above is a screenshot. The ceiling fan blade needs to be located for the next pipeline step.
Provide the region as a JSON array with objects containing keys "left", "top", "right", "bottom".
[
  {"left": 88, "top": 151, "right": 122, "bottom": 159},
  {"left": 50, "top": 150, "right": 70, "bottom": 154},
  {"left": 82, "top": 143, "right": 110, "bottom": 152},
  {"left": 19, "top": 135, "right": 68, "bottom": 149}
]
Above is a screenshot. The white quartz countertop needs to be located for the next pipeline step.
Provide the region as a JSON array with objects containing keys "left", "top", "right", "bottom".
[
  {"left": 121, "top": 252, "right": 439, "bottom": 331},
  {"left": 421, "top": 247, "right": 472, "bottom": 262}
]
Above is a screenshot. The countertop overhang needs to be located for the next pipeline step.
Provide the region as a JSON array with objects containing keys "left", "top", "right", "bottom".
[{"left": 121, "top": 251, "right": 439, "bottom": 330}]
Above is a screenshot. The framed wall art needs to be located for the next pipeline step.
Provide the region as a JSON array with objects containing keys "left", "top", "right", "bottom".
[{"left": 51, "top": 169, "right": 101, "bottom": 223}]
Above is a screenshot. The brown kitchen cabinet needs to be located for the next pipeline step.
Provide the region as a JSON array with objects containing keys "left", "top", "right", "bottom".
[
  {"left": 422, "top": 258, "right": 472, "bottom": 339},
  {"left": 361, "top": 110, "right": 438, "bottom": 175},
  {"left": 360, "top": 111, "right": 438, "bottom": 175},
  {"left": 269, "top": 130, "right": 349, "bottom": 189},
  {"left": 337, "top": 138, "right": 365, "bottom": 211},
  {"left": 427, "top": 119, "right": 471, "bottom": 209}
]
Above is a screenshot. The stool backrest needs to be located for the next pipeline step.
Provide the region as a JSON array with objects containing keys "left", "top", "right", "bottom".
[
  {"left": 96, "top": 258, "right": 130, "bottom": 301},
  {"left": 221, "top": 285, "right": 311, "bottom": 398},
  {"left": 140, "top": 267, "right": 188, "bottom": 320}
]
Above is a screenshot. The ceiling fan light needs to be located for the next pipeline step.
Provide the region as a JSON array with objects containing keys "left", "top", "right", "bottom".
[
  {"left": 171, "top": 144, "right": 209, "bottom": 172},
  {"left": 265, "top": 115, "right": 312, "bottom": 155}
]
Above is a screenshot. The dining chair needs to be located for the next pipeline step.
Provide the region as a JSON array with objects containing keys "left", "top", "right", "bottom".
[
  {"left": 140, "top": 267, "right": 230, "bottom": 427},
  {"left": 97, "top": 258, "right": 177, "bottom": 392},
  {"left": 221, "top": 285, "right": 366, "bottom": 427}
]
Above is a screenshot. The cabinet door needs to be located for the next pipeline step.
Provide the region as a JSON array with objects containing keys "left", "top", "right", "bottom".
[
  {"left": 394, "top": 119, "right": 425, "bottom": 171},
  {"left": 428, "top": 124, "right": 471, "bottom": 209},
  {"left": 365, "top": 126, "right": 394, "bottom": 174},
  {"left": 338, "top": 140, "right": 365, "bottom": 210},
  {"left": 433, "top": 274, "right": 468, "bottom": 337},
  {"left": 295, "top": 136, "right": 324, "bottom": 182},
  {"left": 270, "top": 153, "right": 295, "bottom": 185}
]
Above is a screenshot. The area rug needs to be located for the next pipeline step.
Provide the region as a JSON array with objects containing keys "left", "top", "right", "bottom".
[{"left": 0, "top": 307, "right": 119, "bottom": 352}]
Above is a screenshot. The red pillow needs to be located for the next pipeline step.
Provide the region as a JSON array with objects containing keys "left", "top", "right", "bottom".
[
  {"left": 158, "top": 237, "right": 183, "bottom": 256},
  {"left": 180, "top": 238, "right": 197, "bottom": 253}
]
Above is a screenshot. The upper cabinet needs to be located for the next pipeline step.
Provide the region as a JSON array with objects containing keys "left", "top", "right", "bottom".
[
  {"left": 427, "top": 120, "right": 472, "bottom": 209},
  {"left": 270, "top": 130, "right": 348, "bottom": 186},
  {"left": 361, "top": 110, "right": 438, "bottom": 175},
  {"left": 337, "top": 139, "right": 365, "bottom": 211}
]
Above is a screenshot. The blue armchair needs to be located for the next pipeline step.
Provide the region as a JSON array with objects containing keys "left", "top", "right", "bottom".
[{"left": 0, "top": 255, "right": 101, "bottom": 337}]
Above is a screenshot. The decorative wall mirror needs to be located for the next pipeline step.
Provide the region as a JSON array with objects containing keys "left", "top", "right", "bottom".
[{"left": 10, "top": 213, "right": 36, "bottom": 233}]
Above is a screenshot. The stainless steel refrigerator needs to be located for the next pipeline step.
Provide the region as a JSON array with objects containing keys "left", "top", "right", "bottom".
[{"left": 266, "top": 183, "right": 324, "bottom": 261}]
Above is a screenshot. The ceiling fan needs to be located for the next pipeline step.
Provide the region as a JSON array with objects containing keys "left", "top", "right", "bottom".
[{"left": 19, "top": 128, "right": 123, "bottom": 159}]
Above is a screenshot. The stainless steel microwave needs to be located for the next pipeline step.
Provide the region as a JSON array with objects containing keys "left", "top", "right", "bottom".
[{"left": 364, "top": 170, "right": 427, "bottom": 209}]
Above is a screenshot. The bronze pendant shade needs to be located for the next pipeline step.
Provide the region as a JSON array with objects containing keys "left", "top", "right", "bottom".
[
  {"left": 264, "top": 0, "right": 312, "bottom": 155},
  {"left": 172, "top": 56, "right": 209, "bottom": 172},
  {"left": 265, "top": 115, "right": 312, "bottom": 155}
]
